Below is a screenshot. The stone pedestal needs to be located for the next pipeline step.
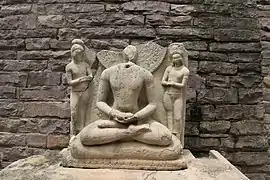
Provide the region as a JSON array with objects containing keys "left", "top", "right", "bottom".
[{"left": 61, "top": 148, "right": 187, "bottom": 171}]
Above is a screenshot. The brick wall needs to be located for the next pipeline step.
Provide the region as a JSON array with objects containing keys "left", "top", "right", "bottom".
[{"left": 0, "top": 0, "right": 268, "bottom": 179}]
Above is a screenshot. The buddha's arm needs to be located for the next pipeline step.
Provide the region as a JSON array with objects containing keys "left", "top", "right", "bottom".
[
  {"left": 134, "top": 72, "right": 157, "bottom": 120},
  {"left": 96, "top": 72, "right": 112, "bottom": 116}
]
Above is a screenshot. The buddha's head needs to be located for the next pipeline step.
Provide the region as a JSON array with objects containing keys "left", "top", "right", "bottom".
[
  {"left": 71, "top": 44, "right": 84, "bottom": 63},
  {"left": 123, "top": 45, "right": 138, "bottom": 63}
]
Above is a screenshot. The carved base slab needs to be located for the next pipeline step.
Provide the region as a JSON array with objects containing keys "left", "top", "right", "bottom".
[{"left": 60, "top": 148, "right": 187, "bottom": 171}]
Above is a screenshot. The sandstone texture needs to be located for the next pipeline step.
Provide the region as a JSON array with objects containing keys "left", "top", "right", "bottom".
[{"left": 0, "top": 151, "right": 249, "bottom": 180}]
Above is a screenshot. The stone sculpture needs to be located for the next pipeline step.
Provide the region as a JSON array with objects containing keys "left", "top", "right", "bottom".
[
  {"left": 65, "top": 40, "right": 94, "bottom": 136},
  {"left": 62, "top": 42, "right": 188, "bottom": 170},
  {"left": 80, "top": 45, "right": 173, "bottom": 146},
  {"left": 161, "top": 43, "right": 189, "bottom": 145}
]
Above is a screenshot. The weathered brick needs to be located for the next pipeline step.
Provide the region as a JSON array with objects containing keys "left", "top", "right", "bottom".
[
  {"left": 31, "top": 4, "right": 46, "bottom": 14},
  {"left": 0, "top": 29, "right": 57, "bottom": 39},
  {"left": 0, "top": 86, "right": 16, "bottom": 99},
  {"left": 145, "top": 14, "right": 172, "bottom": 26},
  {"left": 215, "top": 105, "right": 243, "bottom": 120},
  {"left": 199, "top": 61, "right": 237, "bottom": 75},
  {"left": 0, "top": 118, "right": 39, "bottom": 133},
  {"left": 122, "top": 1, "right": 170, "bottom": 13},
  {"left": 38, "top": 15, "right": 66, "bottom": 28},
  {"left": 199, "top": 138, "right": 221, "bottom": 149},
  {"left": 58, "top": 28, "right": 79, "bottom": 41},
  {"left": 0, "top": 132, "right": 26, "bottom": 147},
  {"left": 185, "top": 122, "right": 199, "bottom": 136},
  {"left": 242, "top": 105, "right": 265, "bottom": 120},
  {"left": 0, "top": 72, "right": 28, "bottom": 86},
  {"left": 261, "top": 18, "right": 270, "bottom": 31},
  {"left": 239, "top": 88, "right": 263, "bottom": 104},
  {"left": 194, "top": 3, "right": 231, "bottom": 14},
  {"left": 263, "top": 88, "right": 270, "bottom": 101},
  {"left": 38, "top": 119, "right": 69, "bottom": 134},
  {"left": 201, "top": 105, "right": 215, "bottom": 121},
  {"left": 198, "top": 88, "right": 238, "bottom": 104},
  {"left": 17, "top": 50, "right": 52, "bottom": 60},
  {"left": 197, "top": 52, "right": 228, "bottom": 62},
  {"left": 171, "top": 5, "right": 195, "bottom": 15},
  {"left": 246, "top": 174, "right": 266, "bottom": 180},
  {"left": 25, "top": 38, "right": 51, "bottom": 50},
  {"left": 1, "top": 60, "right": 47, "bottom": 71},
  {"left": 45, "top": 4, "right": 105, "bottom": 14},
  {"left": 188, "top": 60, "right": 198, "bottom": 73},
  {"left": 48, "top": 58, "right": 69, "bottom": 72},
  {"left": 114, "top": 27, "right": 155, "bottom": 38},
  {"left": 228, "top": 53, "right": 261, "bottom": 63},
  {"left": 0, "top": 39, "right": 24, "bottom": 49},
  {"left": 0, "top": 15, "right": 36, "bottom": 30},
  {"left": 214, "top": 29, "right": 260, "bottom": 41},
  {"left": 89, "top": 39, "right": 129, "bottom": 50},
  {"left": 157, "top": 28, "right": 213, "bottom": 39},
  {"left": 188, "top": 74, "right": 205, "bottom": 89},
  {"left": 235, "top": 136, "right": 268, "bottom": 150},
  {"left": 1, "top": 147, "right": 32, "bottom": 161},
  {"left": 206, "top": 75, "right": 230, "bottom": 87},
  {"left": 185, "top": 137, "right": 220, "bottom": 151},
  {"left": 104, "top": 13, "right": 145, "bottom": 26},
  {"left": 26, "top": 133, "right": 47, "bottom": 148},
  {"left": 200, "top": 121, "right": 230, "bottom": 133},
  {"left": 261, "top": 31, "right": 270, "bottom": 41},
  {"left": 47, "top": 135, "right": 69, "bottom": 149},
  {"left": 231, "top": 75, "right": 262, "bottom": 88},
  {"left": 0, "top": 51, "right": 16, "bottom": 59},
  {"left": 194, "top": 17, "right": 258, "bottom": 30},
  {"left": 0, "top": 102, "right": 23, "bottom": 117},
  {"left": 209, "top": 42, "right": 261, "bottom": 52},
  {"left": 182, "top": 41, "right": 207, "bottom": 51},
  {"left": 221, "top": 136, "right": 235, "bottom": 150},
  {"left": 23, "top": 102, "right": 70, "bottom": 118},
  {"left": 0, "top": 4, "right": 31, "bottom": 16},
  {"left": 230, "top": 120, "right": 266, "bottom": 135},
  {"left": 187, "top": 88, "right": 196, "bottom": 103},
  {"left": 50, "top": 39, "right": 70, "bottom": 50},
  {"left": 227, "top": 152, "right": 269, "bottom": 166},
  {"left": 66, "top": 14, "right": 106, "bottom": 28},
  {"left": 238, "top": 63, "right": 261, "bottom": 72},
  {"left": 264, "top": 102, "right": 270, "bottom": 114},
  {"left": 28, "top": 72, "right": 61, "bottom": 86},
  {"left": 105, "top": 4, "right": 120, "bottom": 12},
  {"left": 20, "top": 87, "right": 67, "bottom": 100}
]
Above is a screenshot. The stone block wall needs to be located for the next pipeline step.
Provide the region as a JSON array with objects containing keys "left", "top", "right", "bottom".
[{"left": 0, "top": 0, "right": 268, "bottom": 179}]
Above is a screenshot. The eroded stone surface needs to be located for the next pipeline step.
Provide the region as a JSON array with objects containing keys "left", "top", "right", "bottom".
[
  {"left": 64, "top": 42, "right": 187, "bottom": 170},
  {"left": 0, "top": 153, "right": 249, "bottom": 180}
]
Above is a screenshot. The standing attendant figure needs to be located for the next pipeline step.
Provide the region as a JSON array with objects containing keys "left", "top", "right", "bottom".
[
  {"left": 66, "top": 43, "right": 93, "bottom": 136},
  {"left": 161, "top": 43, "right": 189, "bottom": 144}
]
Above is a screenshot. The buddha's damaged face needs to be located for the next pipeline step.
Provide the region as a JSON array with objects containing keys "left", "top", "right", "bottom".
[{"left": 123, "top": 45, "right": 137, "bottom": 62}]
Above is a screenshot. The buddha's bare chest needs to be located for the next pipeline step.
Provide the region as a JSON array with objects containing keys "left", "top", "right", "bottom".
[{"left": 109, "top": 69, "right": 144, "bottom": 91}]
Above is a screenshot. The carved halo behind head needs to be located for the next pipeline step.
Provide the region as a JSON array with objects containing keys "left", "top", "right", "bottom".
[{"left": 97, "top": 42, "right": 167, "bottom": 72}]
